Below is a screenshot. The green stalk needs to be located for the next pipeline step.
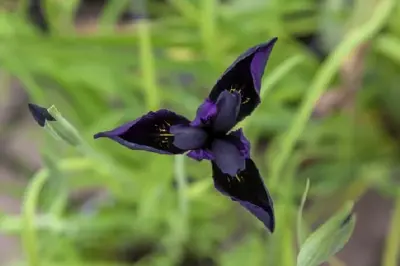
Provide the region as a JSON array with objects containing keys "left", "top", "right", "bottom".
[
  {"left": 175, "top": 155, "right": 188, "bottom": 233},
  {"left": 138, "top": 19, "right": 159, "bottom": 110},
  {"left": 297, "top": 179, "right": 310, "bottom": 247},
  {"left": 382, "top": 190, "right": 400, "bottom": 266},
  {"left": 200, "top": 0, "right": 217, "bottom": 63},
  {"left": 21, "top": 169, "right": 50, "bottom": 266},
  {"left": 269, "top": 0, "right": 395, "bottom": 191}
]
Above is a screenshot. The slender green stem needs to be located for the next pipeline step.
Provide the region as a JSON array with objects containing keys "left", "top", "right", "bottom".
[
  {"left": 21, "top": 169, "right": 50, "bottom": 266},
  {"left": 269, "top": 0, "right": 395, "bottom": 190},
  {"left": 281, "top": 157, "right": 298, "bottom": 266},
  {"left": 200, "top": 0, "right": 217, "bottom": 63},
  {"left": 382, "top": 190, "right": 400, "bottom": 266},
  {"left": 297, "top": 179, "right": 310, "bottom": 247},
  {"left": 138, "top": 19, "right": 159, "bottom": 110},
  {"left": 168, "top": 154, "right": 188, "bottom": 264},
  {"left": 174, "top": 155, "right": 188, "bottom": 228}
]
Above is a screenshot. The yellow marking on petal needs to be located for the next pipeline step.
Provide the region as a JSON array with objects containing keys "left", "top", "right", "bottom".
[
  {"left": 235, "top": 175, "right": 243, "bottom": 182},
  {"left": 230, "top": 85, "right": 250, "bottom": 104},
  {"left": 242, "top": 97, "right": 250, "bottom": 104},
  {"left": 159, "top": 133, "right": 174, "bottom": 137}
]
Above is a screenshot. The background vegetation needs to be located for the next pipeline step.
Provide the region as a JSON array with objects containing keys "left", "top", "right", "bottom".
[{"left": 0, "top": 0, "right": 399, "bottom": 265}]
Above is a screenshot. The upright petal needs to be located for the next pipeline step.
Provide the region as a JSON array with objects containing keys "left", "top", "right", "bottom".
[
  {"left": 212, "top": 90, "right": 241, "bottom": 133},
  {"left": 225, "top": 128, "right": 251, "bottom": 158},
  {"left": 211, "top": 139, "right": 245, "bottom": 176},
  {"left": 211, "top": 158, "right": 275, "bottom": 232},
  {"left": 94, "top": 109, "right": 192, "bottom": 154},
  {"left": 209, "top": 38, "right": 278, "bottom": 123},
  {"left": 191, "top": 98, "right": 218, "bottom": 127}
]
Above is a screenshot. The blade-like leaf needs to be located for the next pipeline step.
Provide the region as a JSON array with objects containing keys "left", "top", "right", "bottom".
[
  {"left": 296, "top": 201, "right": 356, "bottom": 266},
  {"left": 39, "top": 152, "right": 68, "bottom": 217},
  {"left": 297, "top": 178, "right": 310, "bottom": 247}
]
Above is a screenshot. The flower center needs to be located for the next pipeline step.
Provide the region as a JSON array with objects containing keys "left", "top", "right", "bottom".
[{"left": 202, "top": 125, "right": 227, "bottom": 149}]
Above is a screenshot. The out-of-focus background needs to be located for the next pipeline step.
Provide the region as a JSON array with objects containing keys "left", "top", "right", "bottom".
[{"left": 0, "top": 0, "right": 399, "bottom": 265}]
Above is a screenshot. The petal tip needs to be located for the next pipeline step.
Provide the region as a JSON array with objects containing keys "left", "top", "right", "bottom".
[
  {"left": 263, "top": 37, "right": 278, "bottom": 49},
  {"left": 251, "top": 37, "right": 278, "bottom": 57},
  {"left": 270, "top": 36, "right": 278, "bottom": 44},
  {"left": 267, "top": 37, "right": 278, "bottom": 51},
  {"left": 266, "top": 210, "right": 275, "bottom": 233},
  {"left": 93, "top": 132, "right": 107, "bottom": 139}
]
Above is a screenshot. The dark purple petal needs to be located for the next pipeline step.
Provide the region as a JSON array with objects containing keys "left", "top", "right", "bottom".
[
  {"left": 209, "top": 38, "right": 278, "bottom": 123},
  {"left": 170, "top": 125, "right": 208, "bottom": 150},
  {"left": 212, "top": 158, "right": 275, "bottom": 232},
  {"left": 211, "top": 139, "right": 245, "bottom": 176},
  {"left": 28, "top": 103, "right": 56, "bottom": 127},
  {"left": 191, "top": 98, "right": 218, "bottom": 127},
  {"left": 225, "top": 128, "right": 251, "bottom": 158},
  {"left": 212, "top": 90, "right": 241, "bottom": 133},
  {"left": 237, "top": 201, "right": 274, "bottom": 231},
  {"left": 186, "top": 149, "right": 214, "bottom": 161},
  {"left": 94, "top": 109, "right": 191, "bottom": 154}
]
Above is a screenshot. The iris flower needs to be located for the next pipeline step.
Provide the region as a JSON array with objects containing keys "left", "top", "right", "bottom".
[{"left": 94, "top": 38, "right": 278, "bottom": 232}]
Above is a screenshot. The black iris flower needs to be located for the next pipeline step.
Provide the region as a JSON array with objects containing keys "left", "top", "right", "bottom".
[{"left": 94, "top": 38, "right": 278, "bottom": 232}]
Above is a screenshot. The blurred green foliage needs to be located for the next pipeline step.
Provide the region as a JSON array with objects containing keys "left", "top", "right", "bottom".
[{"left": 0, "top": 0, "right": 400, "bottom": 265}]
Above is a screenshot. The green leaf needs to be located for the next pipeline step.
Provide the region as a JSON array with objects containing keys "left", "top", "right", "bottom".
[
  {"left": 296, "top": 202, "right": 356, "bottom": 266},
  {"left": 100, "top": 0, "right": 131, "bottom": 32},
  {"left": 297, "top": 179, "right": 310, "bottom": 247},
  {"left": 39, "top": 152, "right": 68, "bottom": 217}
]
